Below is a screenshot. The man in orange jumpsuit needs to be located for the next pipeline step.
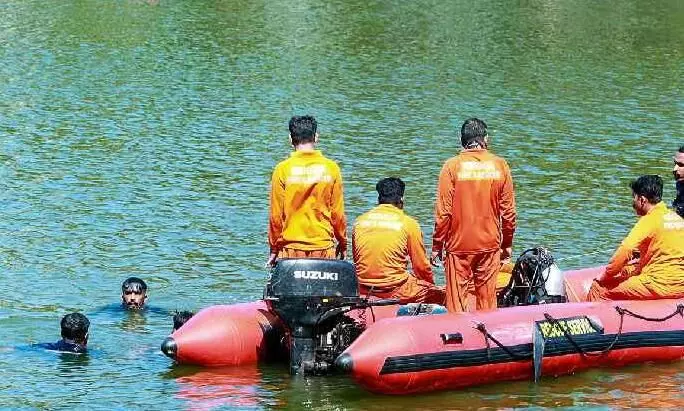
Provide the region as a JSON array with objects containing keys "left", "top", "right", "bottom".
[
  {"left": 588, "top": 175, "right": 684, "bottom": 301},
  {"left": 431, "top": 118, "right": 516, "bottom": 312},
  {"left": 353, "top": 178, "right": 445, "bottom": 304},
  {"left": 266, "top": 115, "right": 347, "bottom": 266}
]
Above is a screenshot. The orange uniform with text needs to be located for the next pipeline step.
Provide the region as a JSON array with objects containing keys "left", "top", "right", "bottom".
[
  {"left": 268, "top": 150, "right": 347, "bottom": 257},
  {"left": 587, "top": 202, "right": 684, "bottom": 301},
  {"left": 433, "top": 148, "right": 516, "bottom": 312},
  {"left": 353, "top": 204, "right": 445, "bottom": 304}
]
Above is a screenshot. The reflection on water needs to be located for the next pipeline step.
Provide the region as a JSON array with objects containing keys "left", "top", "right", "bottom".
[
  {"left": 119, "top": 310, "right": 149, "bottom": 333},
  {"left": 171, "top": 366, "right": 285, "bottom": 410},
  {"left": 55, "top": 351, "right": 91, "bottom": 375}
]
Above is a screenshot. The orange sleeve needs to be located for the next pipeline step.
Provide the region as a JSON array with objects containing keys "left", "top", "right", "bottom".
[
  {"left": 407, "top": 219, "right": 434, "bottom": 283},
  {"left": 268, "top": 164, "right": 286, "bottom": 253},
  {"left": 605, "top": 215, "right": 654, "bottom": 278},
  {"left": 499, "top": 162, "right": 516, "bottom": 249},
  {"left": 330, "top": 164, "right": 347, "bottom": 249},
  {"left": 432, "top": 162, "right": 454, "bottom": 252}
]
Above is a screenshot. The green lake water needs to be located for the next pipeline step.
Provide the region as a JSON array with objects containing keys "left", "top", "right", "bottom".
[{"left": 1, "top": 0, "right": 683, "bottom": 409}]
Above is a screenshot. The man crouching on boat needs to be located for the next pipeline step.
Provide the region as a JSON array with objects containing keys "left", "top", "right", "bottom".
[
  {"left": 352, "top": 178, "right": 445, "bottom": 304},
  {"left": 588, "top": 175, "right": 684, "bottom": 301}
]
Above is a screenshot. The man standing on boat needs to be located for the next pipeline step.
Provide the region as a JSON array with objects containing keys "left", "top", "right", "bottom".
[
  {"left": 353, "top": 178, "right": 445, "bottom": 304},
  {"left": 431, "top": 118, "right": 516, "bottom": 312},
  {"left": 266, "top": 115, "right": 347, "bottom": 266},
  {"left": 588, "top": 175, "right": 684, "bottom": 301}
]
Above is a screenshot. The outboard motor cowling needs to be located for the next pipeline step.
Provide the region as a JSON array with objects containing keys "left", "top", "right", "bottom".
[
  {"left": 497, "top": 247, "right": 566, "bottom": 307},
  {"left": 265, "top": 259, "right": 375, "bottom": 375}
]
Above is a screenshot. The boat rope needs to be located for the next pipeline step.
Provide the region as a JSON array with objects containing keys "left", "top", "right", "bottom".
[
  {"left": 474, "top": 322, "right": 529, "bottom": 361},
  {"left": 543, "top": 303, "right": 684, "bottom": 357},
  {"left": 542, "top": 312, "right": 623, "bottom": 357},
  {"left": 474, "top": 304, "right": 684, "bottom": 365},
  {"left": 615, "top": 304, "right": 684, "bottom": 322}
]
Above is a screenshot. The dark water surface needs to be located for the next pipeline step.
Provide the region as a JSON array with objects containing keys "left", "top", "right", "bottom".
[{"left": 1, "top": 0, "right": 683, "bottom": 409}]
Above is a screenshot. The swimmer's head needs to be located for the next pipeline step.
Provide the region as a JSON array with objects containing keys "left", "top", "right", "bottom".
[
  {"left": 172, "top": 310, "right": 194, "bottom": 332},
  {"left": 61, "top": 312, "right": 90, "bottom": 346},
  {"left": 121, "top": 277, "right": 148, "bottom": 310}
]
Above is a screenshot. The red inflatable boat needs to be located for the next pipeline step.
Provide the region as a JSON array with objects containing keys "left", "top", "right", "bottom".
[
  {"left": 162, "top": 258, "right": 684, "bottom": 396},
  {"left": 162, "top": 258, "right": 513, "bottom": 368},
  {"left": 336, "top": 266, "right": 684, "bottom": 394},
  {"left": 162, "top": 301, "right": 286, "bottom": 367},
  {"left": 162, "top": 298, "right": 399, "bottom": 367}
]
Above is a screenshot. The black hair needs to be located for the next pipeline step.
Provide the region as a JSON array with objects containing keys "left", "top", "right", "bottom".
[
  {"left": 61, "top": 313, "right": 90, "bottom": 341},
  {"left": 122, "top": 277, "right": 147, "bottom": 293},
  {"left": 288, "top": 115, "right": 317, "bottom": 145},
  {"left": 376, "top": 177, "right": 405, "bottom": 205},
  {"left": 675, "top": 181, "right": 684, "bottom": 218},
  {"left": 460, "top": 118, "right": 488, "bottom": 148},
  {"left": 630, "top": 175, "right": 663, "bottom": 204},
  {"left": 679, "top": 145, "right": 684, "bottom": 153},
  {"left": 173, "top": 311, "right": 194, "bottom": 331}
]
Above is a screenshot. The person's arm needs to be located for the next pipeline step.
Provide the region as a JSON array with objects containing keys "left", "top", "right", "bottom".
[
  {"left": 601, "top": 215, "right": 653, "bottom": 281},
  {"left": 330, "top": 164, "right": 347, "bottom": 258},
  {"left": 431, "top": 162, "right": 454, "bottom": 263},
  {"left": 499, "top": 162, "right": 517, "bottom": 260},
  {"left": 267, "top": 165, "right": 285, "bottom": 264},
  {"left": 407, "top": 219, "right": 434, "bottom": 283}
]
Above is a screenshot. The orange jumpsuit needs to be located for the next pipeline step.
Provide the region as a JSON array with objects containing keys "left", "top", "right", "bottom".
[
  {"left": 353, "top": 204, "right": 445, "bottom": 304},
  {"left": 268, "top": 150, "right": 347, "bottom": 258},
  {"left": 587, "top": 202, "right": 684, "bottom": 301},
  {"left": 432, "top": 148, "right": 516, "bottom": 312}
]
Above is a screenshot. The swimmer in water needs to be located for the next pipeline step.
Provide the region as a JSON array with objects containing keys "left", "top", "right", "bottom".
[
  {"left": 172, "top": 310, "right": 194, "bottom": 332},
  {"left": 121, "top": 277, "right": 148, "bottom": 310},
  {"left": 35, "top": 313, "right": 90, "bottom": 353}
]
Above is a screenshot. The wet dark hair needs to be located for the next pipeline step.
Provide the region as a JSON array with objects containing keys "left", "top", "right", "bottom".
[
  {"left": 630, "top": 175, "right": 662, "bottom": 204},
  {"left": 122, "top": 277, "right": 147, "bottom": 294},
  {"left": 173, "top": 311, "right": 194, "bottom": 331},
  {"left": 61, "top": 313, "right": 90, "bottom": 341},
  {"left": 376, "top": 177, "right": 405, "bottom": 205},
  {"left": 679, "top": 145, "right": 684, "bottom": 153},
  {"left": 288, "top": 115, "right": 317, "bottom": 145},
  {"left": 460, "top": 118, "right": 488, "bottom": 148}
]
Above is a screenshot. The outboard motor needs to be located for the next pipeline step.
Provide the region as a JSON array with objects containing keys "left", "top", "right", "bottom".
[
  {"left": 497, "top": 247, "right": 565, "bottom": 307},
  {"left": 264, "top": 258, "right": 395, "bottom": 375}
]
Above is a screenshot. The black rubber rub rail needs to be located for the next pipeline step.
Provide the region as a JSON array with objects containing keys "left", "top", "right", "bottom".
[{"left": 379, "top": 330, "right": 684, "bottom": 374}]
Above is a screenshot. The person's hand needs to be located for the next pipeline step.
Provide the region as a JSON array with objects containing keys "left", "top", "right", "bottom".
[
  {"left": 265, "top": 252, "right": 277, "bottom": 268},
  {"left": 430, "top": 250, "right": 443, "bottom": 267},
  {"left": 336, "top": 243, "right": 347, "bottom": 260},
  {"left": 500, "top": 247, "right": 512, "bottom": 264},
  {"left": 595, "top": 269, "right": 609, "bottom": 286}
]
